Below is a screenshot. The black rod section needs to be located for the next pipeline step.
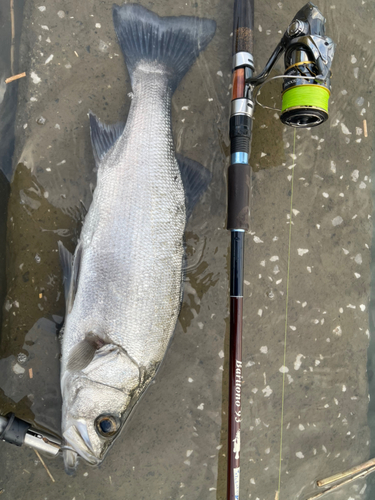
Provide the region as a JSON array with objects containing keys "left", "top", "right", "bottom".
[{"left": 230, "top": 231, "right": 245, "bottom": 297}]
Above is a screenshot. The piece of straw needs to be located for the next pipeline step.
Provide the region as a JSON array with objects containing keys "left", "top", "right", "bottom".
[
  {"left": 363, "top": 119, "right": 368, "bottom": 138},
  {"left": 317, "top": 457, "right": 375, "bottom": 487},
  {"left": 10, "top": 0, "right": 15, "bottom": 75},
  {"left": 29, "top": 368, "right": 33, "bottom": 379},
  {"left": 307, "top": 465, "right": 375, "bottom": 500},
  {"left": 5, "top": 72, "right": 26, "bottom": 84},
  {"left": 34, "top": 449, "right": 55, "bottom": 483}
]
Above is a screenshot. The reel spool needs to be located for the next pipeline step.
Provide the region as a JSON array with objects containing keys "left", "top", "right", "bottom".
[{"left": 281, "top": 84, "right": 330, "bottom": 127}]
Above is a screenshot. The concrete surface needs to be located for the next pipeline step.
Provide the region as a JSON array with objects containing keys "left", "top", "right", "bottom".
[{"left": 0, "top": 1, "right": 374, "bottom": 499}]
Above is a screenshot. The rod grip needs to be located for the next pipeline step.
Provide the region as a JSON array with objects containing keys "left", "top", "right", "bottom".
[
  {"left": 0, "top": 413, "right": 30, "bottom": 446},
  {"left": 227, "top": 163, "right": 250, "bottom": 230}
]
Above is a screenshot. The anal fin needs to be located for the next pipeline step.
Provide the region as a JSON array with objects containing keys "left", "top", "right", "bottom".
[
  {"left": 176, "top": 154, "right": 212, "bottom": 219},
  {"left": 89, "top": 112, "right": 125, "bottom": 165}
]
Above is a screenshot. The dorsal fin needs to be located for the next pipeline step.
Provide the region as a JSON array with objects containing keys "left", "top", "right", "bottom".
[
  {"left": 176, "top": 154, "right": 212, "bottom": 219},
  {"left": 89, "top": 112, "right": 125, "bottom": 165}
]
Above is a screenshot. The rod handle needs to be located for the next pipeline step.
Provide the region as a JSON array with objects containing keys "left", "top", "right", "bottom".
[
  {"left": 227, "top": 163, "right": 250, "bottom": 231},
  {"left": 0, "top": 413, "right": 30, "bottom": 446}
]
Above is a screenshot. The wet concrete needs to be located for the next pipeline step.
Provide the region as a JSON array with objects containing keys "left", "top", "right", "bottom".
[
  {"left": 0, "top": 0, "right": 26, "bottom": 180},
  {"left": 0, "top": 0, "right": 374, "bottom": 499},
  {"left": 0, "top": 172, "right": 10, "bottom": 334}
]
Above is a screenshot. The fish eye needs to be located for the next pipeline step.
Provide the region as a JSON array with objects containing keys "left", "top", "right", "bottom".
[{"left": 95, "top": 415, "right": 120, "bottom": 438}]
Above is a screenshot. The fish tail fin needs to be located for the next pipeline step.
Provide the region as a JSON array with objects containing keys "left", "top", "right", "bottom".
[{"left": 112, "top": 3, "right": 216, "bottom": 92}]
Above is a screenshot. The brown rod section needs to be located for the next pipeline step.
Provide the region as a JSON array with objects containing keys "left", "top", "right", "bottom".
[
  {"left": 227, "top": 296, "right": 243, "bottom": 500},
  {"left": 232, "top": 68, "right": 245, "bottom": 100}
]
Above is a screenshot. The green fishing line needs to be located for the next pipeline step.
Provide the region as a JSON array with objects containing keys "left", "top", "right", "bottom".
[{"left": 281, "top": 85, "right": 330, "bottom": 113}]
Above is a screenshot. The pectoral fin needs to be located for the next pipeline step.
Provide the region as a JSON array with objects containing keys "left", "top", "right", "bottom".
[{"left": 67, "top": 334, "right": 106, "bottom": 372}]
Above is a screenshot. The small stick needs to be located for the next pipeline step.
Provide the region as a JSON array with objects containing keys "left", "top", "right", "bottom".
[
  {"left": 307, "top": 465, "right": 375, "bottom": 500},
  {"left": 5, "top": 72, "right": 26, "bottom": 84},
  {"left": 34, "top": 449, "right": 55, "bottom": 483},
  {"left": 10, "top": 0, "right": 15, "bottom": 75},
  {"left": 363, "top": 119, "right": 368, "bottom": 138},
  {"left": 74, "top": 50, "right": 79, "bottom": 57},
  {"left": 317, "top": 457, "right": 375, "bottom": 487},
  {"left": 29, "top": 367, "right": 33, "bottom": 378}
]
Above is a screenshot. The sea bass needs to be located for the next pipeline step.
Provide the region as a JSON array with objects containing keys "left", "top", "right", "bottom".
[{"left": 58, "top": 3, "right": 215, "bottom": 473}]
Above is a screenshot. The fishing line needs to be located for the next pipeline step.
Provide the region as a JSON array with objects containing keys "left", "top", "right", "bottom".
[
  {"left": 254, "top": 75, "right": 330, "bottom": 113},
  {"left": 60, "top": 445, "right": 76, "bottom": 452},
  {"left": 282, "top": 85, "right": 330, "bottom": 113},
  {"left": 277, "top": 128, "right": 296, "bottom": 498}
]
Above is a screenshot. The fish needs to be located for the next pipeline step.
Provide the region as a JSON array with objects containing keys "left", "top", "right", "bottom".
[{"left": 58, "top": 3, "right": 216, "bottom": 474}]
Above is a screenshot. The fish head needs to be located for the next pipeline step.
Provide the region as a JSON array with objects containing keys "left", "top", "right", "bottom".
[
  {"left": 61, "top": 344, "right": 140, "bottom": 473},
  {"left": 61, "top": 380, "right": 130, "bottom": 473}
]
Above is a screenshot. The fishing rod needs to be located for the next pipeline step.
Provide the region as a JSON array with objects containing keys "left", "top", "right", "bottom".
[
  {"left": 0, "top": 413, "right": 61, "bottom": 457},
  {"left": 227, "top": 2, "right": 334, "bottom": 499}
]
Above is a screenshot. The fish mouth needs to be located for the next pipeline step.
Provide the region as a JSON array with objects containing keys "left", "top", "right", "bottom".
[{"left": 63, "top": 421, "right": 101, "bottom": 468}]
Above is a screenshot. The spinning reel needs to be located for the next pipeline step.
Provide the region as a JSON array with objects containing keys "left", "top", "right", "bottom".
[{"left": 232, "top": 2, "right": 335, "bottom": 129}]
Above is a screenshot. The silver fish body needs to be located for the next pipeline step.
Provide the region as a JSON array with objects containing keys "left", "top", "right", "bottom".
[{"left": 59, "top": 3, "right": 215, "bottom": 473}]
